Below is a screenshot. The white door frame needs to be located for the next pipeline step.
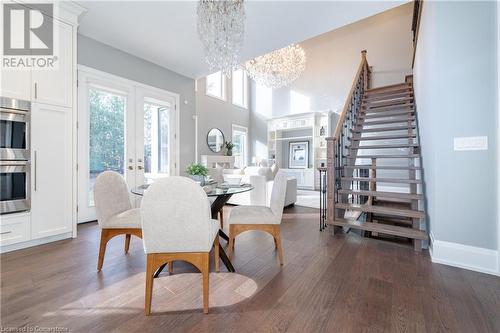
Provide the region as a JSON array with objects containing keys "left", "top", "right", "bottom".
[
  {"left": 77, "top": 65, "right": 180, "bottom": 223},
  {"left": 232, "top": 124, "right": 248, "bottom": 168}
]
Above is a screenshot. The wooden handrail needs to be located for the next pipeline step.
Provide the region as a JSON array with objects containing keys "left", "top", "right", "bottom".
[
  {"left": 333, "top": 50, "right": 370, "bottom": 139},
  {"left": 327, "top": 50, "right": 371, "bottom": 227}
]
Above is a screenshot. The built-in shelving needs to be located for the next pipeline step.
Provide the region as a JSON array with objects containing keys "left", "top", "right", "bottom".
[{"left": 267, "top": 111, "right": 332, "bottom": 190}]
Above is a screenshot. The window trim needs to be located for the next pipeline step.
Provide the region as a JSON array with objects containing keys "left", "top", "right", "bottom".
[
  {"left": 232, "top": 124, "right": 248, "bottom": 168},
  {"left": 231, "top": 69, "right": 248, "bottom": 109},
  {"left": 205, "top": 71, "right": 226, "bottom": 101}
]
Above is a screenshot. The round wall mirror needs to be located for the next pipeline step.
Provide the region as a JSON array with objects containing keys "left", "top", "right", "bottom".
[{"left": 207, "top": 128, "right": 224, "bottom": 153}]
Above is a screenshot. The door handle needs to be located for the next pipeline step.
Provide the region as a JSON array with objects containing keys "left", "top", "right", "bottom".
[
  {"left": 0, "top": 231, "right": 12, "bottom": 235},
  {"left": 128, "top": 166, "right": 134, "bottom": 170},
  {"left": 34, "top": 150, "right": 38, "bottom": 191},
  {"left": 34, "top": 83, "right": 38, "bottom": 99},
  {"left": 137, "top": 165, "right": 143, "bottom": 170}
]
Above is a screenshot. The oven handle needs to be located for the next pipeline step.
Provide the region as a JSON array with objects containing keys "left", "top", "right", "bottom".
[
  {"left": 0, "top": 107, "right": 29, "bottom": 114},
  {"left": 34, "top": 150, "right": 37, "bottom": 191}
]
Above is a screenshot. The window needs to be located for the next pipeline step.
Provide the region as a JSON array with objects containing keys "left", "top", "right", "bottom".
[
  {"left": 232, "top": 125, "right": 248, "bottom": 168},
  {"left": 88, "top": 87, "right": 126, "bottom": 206},
  {"left": 232, "top": 69, "right": 248, "bottom": 108},
  {"left": 143, "top": 98, "right": 172, "bottom": 183},
  {"left": 206, "top": 71, "right": 225, "bottom": 100}
]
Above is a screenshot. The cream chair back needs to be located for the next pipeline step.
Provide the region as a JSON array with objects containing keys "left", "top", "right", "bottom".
[
  {"left": 269, "top": 170, "right": 288, "bottom": 223},
  {"left": 140, "top": 177, "right": 213, "bottom": 254},
  {"left": 94, "top": 171, "right": 132, "bottom": 229}
]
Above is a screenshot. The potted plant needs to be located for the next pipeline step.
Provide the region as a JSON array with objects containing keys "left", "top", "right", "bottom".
[
  {"left": 224, "top": 141, "right": 235, "bottom": 156},
  {"left": 186, "top": 163, "right": 209, "bottom": 185}
]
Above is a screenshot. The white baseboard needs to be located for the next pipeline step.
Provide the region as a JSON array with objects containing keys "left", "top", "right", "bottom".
[{"left": 429, "top": 233, "right": 499, "bottom": 276}]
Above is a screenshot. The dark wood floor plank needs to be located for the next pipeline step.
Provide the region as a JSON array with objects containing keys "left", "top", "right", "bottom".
[{"left": 1, "top": 205, "right": 499, "bottom": 333}]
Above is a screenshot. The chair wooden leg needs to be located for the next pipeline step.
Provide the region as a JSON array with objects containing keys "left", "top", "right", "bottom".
[
  {"left": 97, "top": 230, "right": 108, "bottom": 271},
  {"left": 201, "top": 253, "right": 210, "bottom": 314},
  {"left": 214, "top": 235, "right": 220, "bottom": 273},
  {"left": 145, "top": 254, "right": 154, "bottom": 316},
  {"left": 125, "top": 234, "right": 131, "bottom": 254},
  {"left": 168, "top": 261, "right": 174, "bottom": 274},
  {"left": 274, "top": 226, "right": 284, "bottom": 265}
]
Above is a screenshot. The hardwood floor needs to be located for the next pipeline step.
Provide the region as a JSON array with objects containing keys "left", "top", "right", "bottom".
[{"left": 1, "top": 206, "right": 499, "bottom": 332}]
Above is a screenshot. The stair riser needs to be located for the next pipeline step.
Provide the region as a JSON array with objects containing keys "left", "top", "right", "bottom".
[
  {"left": 335, "top": 203, "right": 425, "bottom": 219},
  {"left": 362, "top": 104, "right": 414, "bottom": 112},
  {"left": 342, "top": 177, "right": 422, "bottom": 184},
  {"left": 338, "top": 190, "right": 423, "bottom": 200}
]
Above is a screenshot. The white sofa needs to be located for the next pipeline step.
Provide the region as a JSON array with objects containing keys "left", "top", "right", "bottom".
[{"left": 210, "top": 166, "right": 297, "bottom": 207}]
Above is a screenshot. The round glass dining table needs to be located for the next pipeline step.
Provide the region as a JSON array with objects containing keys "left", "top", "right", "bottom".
[{"left": 131, "top": 183, "right": 254, "bottom": 273}]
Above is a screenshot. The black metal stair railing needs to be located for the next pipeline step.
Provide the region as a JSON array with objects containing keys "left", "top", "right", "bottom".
[{"left": 327, "top": 50, "right": 370, "bottom": 223}]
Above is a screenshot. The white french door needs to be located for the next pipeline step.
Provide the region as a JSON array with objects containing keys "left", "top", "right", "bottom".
[{"left": 77, "top": 67, "right": 179, "bottom": 223}]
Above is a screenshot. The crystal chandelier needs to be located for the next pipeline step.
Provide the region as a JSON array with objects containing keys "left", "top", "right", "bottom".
[
  {"left": 245, "top": 44, "right": 306, "bottom": 89},
  {"left": 197, "top": 0, "right": 245, "bottom": 77}
]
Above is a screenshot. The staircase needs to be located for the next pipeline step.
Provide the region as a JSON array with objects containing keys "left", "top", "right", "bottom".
[{"left": 327, "top": 51, "right": 427, "bottom": 250}]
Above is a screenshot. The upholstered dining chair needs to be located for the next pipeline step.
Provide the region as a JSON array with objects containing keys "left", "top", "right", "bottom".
[
  {"left": 140, "top": 177, "right": 220, "bottom": 315},
  {"left": 227, "top": 170, "right": 288, "bottom": 265},
  {"left": 94, "top": 171, "right": 142, "bottom": 271}
]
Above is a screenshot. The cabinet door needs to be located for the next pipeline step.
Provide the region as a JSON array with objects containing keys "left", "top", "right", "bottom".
[
  {"left": 31, "top": 17, "right": 73, "bottom": 107},
  {"left": 0, "top": 68, "right": 31, "bottom": 101},
  {"left": 31, "top": 103, "right": 72, "bottom": 239}
]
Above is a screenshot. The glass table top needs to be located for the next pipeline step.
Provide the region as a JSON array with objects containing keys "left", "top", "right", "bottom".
[{"left": 131, "top": 182, "right": 253, "bottom": 197}]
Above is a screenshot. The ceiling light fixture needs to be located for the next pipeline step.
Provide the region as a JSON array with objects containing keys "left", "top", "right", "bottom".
[
  {"left": 245, "top": 44, "right": 306, "bottom": 89},
  {"left": 197, "top": 0, "right": 246, "bottom": 77}
]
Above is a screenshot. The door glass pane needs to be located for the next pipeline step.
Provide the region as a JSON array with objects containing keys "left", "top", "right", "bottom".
[
  {"left": 144, "top": 101, "right": 170, "bottom": 183},
  {"left": 232, "top": 129, "right": 247, "bottom": 168},
  {"left": 88, "top": 88, "right": 126, "bottom": 206}
]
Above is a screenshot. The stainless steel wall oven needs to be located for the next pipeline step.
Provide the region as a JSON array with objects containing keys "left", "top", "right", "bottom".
[{"left": 0, "top": 97, "right": 31, "bottom": 214}]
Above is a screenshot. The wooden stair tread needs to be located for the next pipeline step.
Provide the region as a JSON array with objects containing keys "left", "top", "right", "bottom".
[
  {"left": 352, "top": 134, "right": 416, "bottom": 141},
  {"left": 365, "top": 83, "right": 411, "bottom": 93},
  {"left": 362, "top": 104, "right": 414, "bottom": 112},
  {"left": 346, "top": 154, "right": 420, "bottom": 159},
  {"left": 364, "top": 87, "right": 412, "bottom": 97},
  {"left": 358, "top": 118, "right": 415, "bottom": 126},
  {"left": 330, "top": 218, "right": 427, "bottom": 240},
  {"left": 349, "top": 143, "right": 419, "bottom": 149},
  {"left": 343, "top": 165, "right": 422, "bottom": 170},
  {"left": 361, "top": 110, "right": 415, "bottom": 118},
  {"left": 335, "top": 203, "right": 425, "bottom": 219},
  {"left": 342, "top": 177, "right": 422, "bottom": 184},
  {"left": 363, "top": 92, "right": 413, "bottom": 102},
  {"left": 363, "top": 98, "right": 413, "bottom": 108},
  {"left": 352, "top": 125, "right": 416, "bottom": 133},
  {"left": 338, "top": 189, "right": 423, "bottom": 200}
]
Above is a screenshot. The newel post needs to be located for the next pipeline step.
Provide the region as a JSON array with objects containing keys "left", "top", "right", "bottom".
[
  {"left": 326, "top": 137, "right": 336, "bottom": 229},
  {"left": 361, "top": 50, "right": 368, "bottom": 91}
]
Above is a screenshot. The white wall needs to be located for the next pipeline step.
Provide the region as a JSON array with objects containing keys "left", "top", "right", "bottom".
[
  {"left": 195, "top": 76, "right": 250, "bottom": 162},
  {"left": 414, "top": 1, "right": 499, "bottom": 275},
  {"left": 250, "top": 3, "right": 413, "bottom": 160}
]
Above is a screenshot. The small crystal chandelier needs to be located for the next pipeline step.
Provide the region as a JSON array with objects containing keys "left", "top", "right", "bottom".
[
  {"left": 245, "top": 44, "right": 306, "bottom": 89},
  {"left": 197, "top": 0, "right": 245, "bottom": 77}
]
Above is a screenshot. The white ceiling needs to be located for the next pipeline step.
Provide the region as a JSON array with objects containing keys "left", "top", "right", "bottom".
[{"left": 77, "top": 1, "right": 408, "bottom": 79}]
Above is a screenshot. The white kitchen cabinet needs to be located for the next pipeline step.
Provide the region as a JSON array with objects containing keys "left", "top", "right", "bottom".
[
  {"left": 31, "top": 16, "right": 73, "bottom": 107},
  {"left": 0, "top": 212, "right": 30, "bottom": 246},
  {"left": 30, "top": 103, "right": 72, "bottom": 239},
  {"left": 0, "top": 69, "right": 31, "bottom": 101}
]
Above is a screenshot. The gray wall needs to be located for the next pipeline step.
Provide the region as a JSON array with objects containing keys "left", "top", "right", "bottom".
[
  {"left": 77, "top": 35, "right": 196, "bottom": 175},
  {"left": 414, "top": 1, "right": 498, "bottom": 250},
  {"left": 195, "top": 76, "right": 250, "bottom": 161}
]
